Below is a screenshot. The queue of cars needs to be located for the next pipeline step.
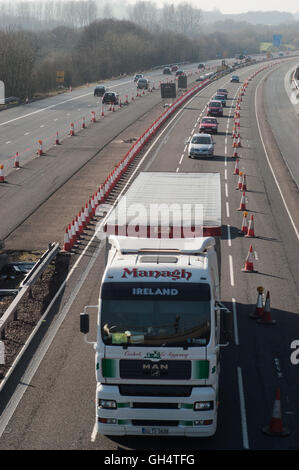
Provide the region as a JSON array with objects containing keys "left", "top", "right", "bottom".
[
  {"left": 190, "top": 86, "right": 231, "bottom": 158},
  {"left": 94, "top": 67, "right": 235, "bottom": 161}
]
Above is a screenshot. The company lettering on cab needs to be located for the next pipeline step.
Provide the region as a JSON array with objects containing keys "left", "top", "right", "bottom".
[{"left": 121, "top": 268, "right": 192, "bottom": 281}]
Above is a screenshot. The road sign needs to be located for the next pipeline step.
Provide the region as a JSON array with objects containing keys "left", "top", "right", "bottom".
[{"left": 272, "top": 34, "right": 282, "bottom": 48}]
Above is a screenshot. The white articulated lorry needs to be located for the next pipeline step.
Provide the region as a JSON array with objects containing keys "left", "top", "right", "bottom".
[{"left": 80, "top": 172, "right": 232, "bottom": 438}]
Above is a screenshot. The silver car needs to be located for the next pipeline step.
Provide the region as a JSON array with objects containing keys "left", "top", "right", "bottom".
[
  {"left": 137, "top": 78, "right": 149, "bottom": 89},
  {"left": 188, "top": 133, "right": 215, "bottom": 158}
]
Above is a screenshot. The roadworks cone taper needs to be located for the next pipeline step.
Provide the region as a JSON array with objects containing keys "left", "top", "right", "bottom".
[
  {"left": 249, "top": 286, "right": 264, "bottom": 319},
  {"left": 262, "top": 388, "right": 290, "bottom": 436},
  {"left": 242, "top": 245, "right": 257, "bottom": 273},
  {"left": 257, "top": 291, "right": 276, "bottom": 325}
]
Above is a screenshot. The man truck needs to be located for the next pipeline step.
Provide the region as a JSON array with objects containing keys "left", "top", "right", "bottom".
[{"left": 80, "top": 172, "right": 232, "bottom": 438}]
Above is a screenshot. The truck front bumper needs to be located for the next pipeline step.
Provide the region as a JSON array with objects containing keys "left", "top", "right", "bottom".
[{"left": 96, "top": 384, "right": 217, "bottom": 437}]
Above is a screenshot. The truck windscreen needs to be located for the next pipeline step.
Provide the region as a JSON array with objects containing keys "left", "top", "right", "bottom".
[{"left": 101, "top": 282, "right": 211, "bottom": 347}]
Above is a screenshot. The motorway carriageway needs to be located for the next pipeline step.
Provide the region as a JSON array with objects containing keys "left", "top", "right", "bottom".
[
  {"left": 0, "top": 59, "right": 298, "bottom": 450},
  {"left": 0, "top": 60, "right": 221, "bottom": 172}
]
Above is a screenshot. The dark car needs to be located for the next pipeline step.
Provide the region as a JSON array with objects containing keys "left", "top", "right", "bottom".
[
  {"left": 176, "top": 69, "right": 185, "bottom": 76},
  {"left": 163, "top": 67, "right": 172, "bottom": 75},
  {"left": 102, "top": 92, "right": 119, "bottom": 105},
  {"left": 198, "top": 63, "right": 205, "bottom": 70},
  {"left": 207, "top": 100, "right": 223, "bottom": 117},
  {"left": 214, "top": 94, "right": 226, "bottom": 107},
  {"left": 231, "top": 75, "right": 240, "bottom": 83},
  {"left": 171, "top": 65, "right": 178, "bottom": 72},
  {"left": 94, "top": 85, "right": 106, "bottom": 97},
  {"left": 217, "top": 88, "right": 228, "bottom": 99}
]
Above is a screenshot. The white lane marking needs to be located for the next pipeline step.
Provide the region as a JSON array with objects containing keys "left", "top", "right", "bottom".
[
  {"left": 184, "top": 145, "right": 187, "bottom": 152},
  {"left": 40, "top": 125, "right": 45, "bottom": 128},
  {"left": 225, "top": 182, "right": 228, "bottom": 198},
  {"left": 179, "top": 154, "right": 184, "bottom": 165},
  {"left": 91, "top": 422, "right": 98, "bottom": 442},
  {"left": 24, "top": 132, "right": 30, "bottom": 135},
  {"left": 176, "top": 167, "right": 179, "bottom": 172},
  {"left": 237, "top": 367, "right": 250, "bottom": 449},
  {"left": 224, "top": 169, "right": 227, "bottom": 180},
  {"left": 226, "top": 201, "right": 230, "bottom": 218},
  {"left": 5, "top": 141, "right": 11, "bottom": 144},
  {"left": 255, "top": 78, "right": 299, "bottom": 240},
  {"left": 229, "top": 255, "right": 234, "bottom": 286},
  {"left": 227, "top": 224, "right": 232, "bottom": 247},
  {"left": 232, "top": 298, "right": 239, "bottom": 345}
]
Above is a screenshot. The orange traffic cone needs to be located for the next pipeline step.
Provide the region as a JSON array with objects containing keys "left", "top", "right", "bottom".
[
  {"left": 262, "top": 388, "right": 290, "bottom": 436},
  {"left": 241, "top": 173, "right": 247, "bottom": 191},
  {"left": 63, "top": 227, "right": 70, "bottom": 251},
  {"left": 257, "top": 291, "right": 276, "bottom": 324},
  {"left": 0, "top": 164, "right": 5, "bottom": 182},
  {"left": 233, "top": 158, "right": 240, "bottom": 175},
  {"left": 82, "top": 117, "right": 86, "bottom": 129},
  {"left": 242, "top": 245, "right": 256, "bottom": 272},
  {"left": 249, "top": 286, "right": 264, "bottom": 319},
  {"left": 245, "top": 215, "right": 255, "bottom": 237},
  {"left": 240, "top": 211, "right": 248, "bottom": 235},
  {"left": 236, "top": 171, "right": 243, "bottom": 190},
  {"left": 68, "top": 224, "right": 73, "bottom": 248},
  {"left": 70, "top": 122, "right": 75, "bottom": 136},
  {"left": 101, "top": 107, "right": 105, "bottom": 117},
  {"left": 237, "top": 191, "right": 247, "bottom": 211},
  {"left": 55, "top": 131, "right": 60, "bottom": 145},
  {"left": 37, "top": 139, "right": 44, "bottom": 156},
  {"left": 14, "top": 152, "right": 20, "bottom": 168}
]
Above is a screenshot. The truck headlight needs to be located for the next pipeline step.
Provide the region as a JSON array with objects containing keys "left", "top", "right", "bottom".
[
  {"left": 194, "top": 401, "right": 214, "bottom": 411},
  {"left": 99, "top": 399, "right": 117, "bottom": 409}
]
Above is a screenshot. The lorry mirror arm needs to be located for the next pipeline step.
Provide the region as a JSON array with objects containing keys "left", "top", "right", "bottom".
[{"left": 80, "top": 306, "right": 99, "bottom": 346}]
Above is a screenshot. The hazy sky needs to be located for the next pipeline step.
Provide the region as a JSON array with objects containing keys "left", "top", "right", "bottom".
[{"left": 126, "top": 0, "right": 299, "bottom": 14}]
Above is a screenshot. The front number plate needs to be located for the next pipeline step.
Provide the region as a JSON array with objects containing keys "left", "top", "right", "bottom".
[{"left": 142, "top": 427, "right": 169, "bottom": 435}]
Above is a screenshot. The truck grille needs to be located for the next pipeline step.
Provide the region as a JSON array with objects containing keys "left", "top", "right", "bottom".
[
  {"left": 119, "top": 360, "right": 191, "bottom": 380},
  {"left": 119, "top": 385, "right": 193, "bottom": 397}
]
